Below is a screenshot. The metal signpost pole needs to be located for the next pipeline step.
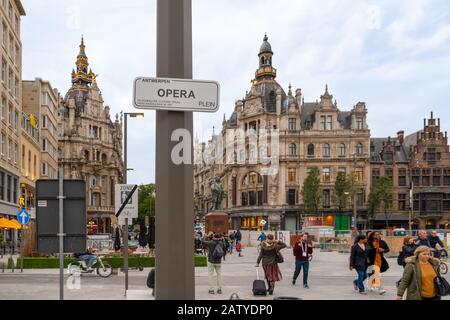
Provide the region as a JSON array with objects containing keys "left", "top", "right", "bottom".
[
  {"left": 123, "top": 113, "right": 129, "bottom": 294},
  {"left": 58, "top": 166, "right": 65, "bottom": 300},
  {"left": 155, "top": 0, "right": 195, "bottom": 299}
]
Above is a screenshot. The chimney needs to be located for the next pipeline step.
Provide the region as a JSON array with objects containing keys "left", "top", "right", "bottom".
[
  {"left": 295, "top": 88, "right": 302, "bottom": 106},
  {"left": 424, "top": 118, "right": 426, "bottom": 127},
  {"left": 397, "top": 131, "right": 404, "bottom": 144}
]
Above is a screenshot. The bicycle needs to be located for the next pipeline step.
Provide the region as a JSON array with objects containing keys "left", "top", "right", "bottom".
[{"left": 68, "top": 254, "right": 113, "bottom": 278}]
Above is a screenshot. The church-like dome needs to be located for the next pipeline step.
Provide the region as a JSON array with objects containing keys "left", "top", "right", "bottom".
[{"left": 259, "top": 34, "right": 272, "bottom": 54}]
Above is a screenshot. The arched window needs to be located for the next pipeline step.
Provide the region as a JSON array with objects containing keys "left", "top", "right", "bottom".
[
  {"left": 339, "top": 144, "right": 346, "bottom": 157},
  {"left": 84, "top": 150, "right": 89, "bottom": 161},
  {"left": 356, "top": 143, "right": 363, "bottom": 156},
  {"left": 92, "top": 175, "right": 97, "bottom": 187},
  {"left": 241, "top": 172, "right": 263, "bottom": 206},
  {"left": 102, "top": 154, "right": 107, "bottom": 165},
  {"left": 307, "top": 143, "right": 314, "bottom": 156},
  {"left": 289, "top": 143, "right": 297, "bottom": 156},
  {"left": 323, "top": 143, "right": 330, "bottom": 157}
]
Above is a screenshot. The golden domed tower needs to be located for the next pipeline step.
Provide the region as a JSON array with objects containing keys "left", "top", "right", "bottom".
[
  {"left": 254, "top": 34, "right": 277, "bottom": 82},
  {"left": 71, "top": 36, "right": 96, "bottom": 85}
]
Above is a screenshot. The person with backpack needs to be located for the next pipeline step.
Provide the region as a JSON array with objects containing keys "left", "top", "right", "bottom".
[
  {"left": 398, "top": 236, "right": 415, "bottom": 268},
  {"left": 202, "top": 232, "right": 226, "bottom": 294},
  {"left": 255, "top": 234, "right": 286, "bottom": 295}
]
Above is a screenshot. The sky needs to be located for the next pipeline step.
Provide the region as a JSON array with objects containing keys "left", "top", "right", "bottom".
[{"left": 21, "top": 0, "right": 450, "bottom": 184}]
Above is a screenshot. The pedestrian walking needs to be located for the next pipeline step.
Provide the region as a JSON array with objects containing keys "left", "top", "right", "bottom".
[
  {"left": 349, "top": 234, "right": 369, "bottom": 295},
  {"left": 202, "top": 232, "right": 226, "bottom": 294},
  {"left": 366, "top": 231, "right": 389, "bottom": 295},
  {"left": 194, "top": 235, "right": 203, "bottom": 255},
  {"left": 235, "top": 228, "right": 242, "bottom": 244},
  {"left": 222, "top": 232, "right": 231, "bottom": 261},
  {"left": 229, "top": 231, "right": 235, "bottom": 254},
  {"left": 257, "top": 231, "right": 267, "bottom": 242},
  {"left": 292, "top": 233, "right": 313, "bottom": 288},
  {"left": 255, "top": 234, "right": 287, "bottom": 295},
  {"left": 398, "top": 236, "right": 415, "bottom": 268},
  {"left": 236, "top": 241, "right": 243, "bottom": 257},
  {"left": 397, "top": 246, "right": 441, "bottom": 300}
]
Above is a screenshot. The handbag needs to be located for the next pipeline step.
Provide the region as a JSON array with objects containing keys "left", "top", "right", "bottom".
[
  {"left": 275, "top": 250, "right": 284, "bottom": 263},
  {"left": 434, "top": 269, "right": 450, "bottom": 297}
]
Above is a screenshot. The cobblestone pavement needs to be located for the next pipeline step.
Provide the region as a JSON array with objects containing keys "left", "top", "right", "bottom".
[{"left": 0, "top": 247, "right": 448, "bottom": 300}]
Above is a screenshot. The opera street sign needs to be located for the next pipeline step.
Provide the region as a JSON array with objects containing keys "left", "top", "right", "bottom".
[{"left": 133, "top": 77, "right": 220, "bottom": 112}]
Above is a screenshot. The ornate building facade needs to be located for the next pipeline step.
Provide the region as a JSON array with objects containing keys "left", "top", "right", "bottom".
[
  {"left": 370, "top": 112, "right": 450, "bottom": 229},
  {"left": 0, "top": 0, "right": 25, "bottom": 239},
  {"left": 59, "top": 38, "right": 123, "bottom": 234},
  {"left": 194, "top": 35, "right": 371, "bottom": 233}
]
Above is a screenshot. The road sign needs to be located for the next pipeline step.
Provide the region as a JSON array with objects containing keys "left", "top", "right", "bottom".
[
  {"left": 35, "top": 179, "right": 87, "bottom": 253},
  {"left": 115, "top": 184, "right": 138, "bottom": 224},
  {"left": 17, "top": 209, "right": 30, "bottom": 225},
  {"left": 133, "top": 77, "right": 219, "bottom": 112}
]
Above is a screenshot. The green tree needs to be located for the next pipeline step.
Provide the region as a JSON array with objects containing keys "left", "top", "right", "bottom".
[
  {"left": 368, "top": 176, "right": 393, "bottom": 228},
  {"left": 301, "top": 167, "right": 322, "bottom": 216},
  {"left": 333, "top": 172, "right": 348, "bottom": 213},
  {"left": 138, "top": 183, "right": 156, "bottom": 223}
]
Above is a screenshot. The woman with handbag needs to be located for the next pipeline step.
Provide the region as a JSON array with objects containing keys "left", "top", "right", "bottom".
[
  {"left": 367, "top": 231, "right": 390, "bottom": 295},
  {"left": 255, "top": 234, "right": 286, "bottom": 295},
  {"left": 397, "top": 245, "right": 442, "bottom": 300},
  {"left": 292, "top": 233, "right": 313, "bottom": 288}
]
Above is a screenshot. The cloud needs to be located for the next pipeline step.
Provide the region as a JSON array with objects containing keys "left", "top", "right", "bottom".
[{"left": 21, "top": 0, "right": 450, "bottom": 183}]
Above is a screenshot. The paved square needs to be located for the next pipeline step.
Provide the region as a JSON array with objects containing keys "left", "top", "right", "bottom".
[{"left": 0, "top": 247, "right": 448, "bottom": 300}]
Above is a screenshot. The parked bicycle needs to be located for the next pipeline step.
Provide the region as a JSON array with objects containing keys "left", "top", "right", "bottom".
[{"left": 68, "top": 254, "right": 113, "bottom": 278}]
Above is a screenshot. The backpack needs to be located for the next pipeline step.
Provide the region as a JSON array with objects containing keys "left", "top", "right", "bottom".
[
  {"left": 397, "top": 251, "right": 405, "bottom": 266},
  {"left": 212, "top": 242, "right": 224, "bottom": 260},
  {"left": 147, "top": 269, "right": 155, "bottom": 289}
]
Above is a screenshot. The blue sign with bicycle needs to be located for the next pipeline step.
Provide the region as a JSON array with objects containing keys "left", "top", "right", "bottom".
[{"left": 17, "top": 209, "right": 30, "bottom": 225}]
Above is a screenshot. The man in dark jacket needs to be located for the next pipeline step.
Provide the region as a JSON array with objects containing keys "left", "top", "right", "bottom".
[
  {"left": 202, "top": 232, "right": 226, "bottom": 294},
  {"left": 350, "top": 234, "right": 369, "bottom": 294},
  {"left": 292, "top": 233, "right": 313, "bottom": 288},
  {"left": 428, "top": 230, "right": 448, "bottom": 258},
  {"left": 414, "top": 230, "right": 431, "bottom": 248},
  {"left": 235, "top": 229, "right": 242, "bottom": 243}
]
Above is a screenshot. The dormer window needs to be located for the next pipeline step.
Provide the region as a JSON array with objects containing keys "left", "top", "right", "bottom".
[
  {"left": 288, "top": 118, "right": 296, "bottom": 131},
  {"left": 356, "top": 117, "right": 363, "bottom": 130},
  {"left": 384, "top": 152, "right": 393, "bottom": 164},
  {"left": 320, "top": 115, "right": 332, "bottom": 130}
]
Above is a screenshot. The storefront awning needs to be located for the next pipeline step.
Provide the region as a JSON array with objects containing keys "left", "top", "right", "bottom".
[{"left": 0, "top": 218, "right": 22, "bottom": 229}]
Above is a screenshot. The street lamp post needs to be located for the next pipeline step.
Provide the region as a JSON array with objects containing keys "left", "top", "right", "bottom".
[{"left": 122, "top": 112, "right": 144, "bottom": 294}]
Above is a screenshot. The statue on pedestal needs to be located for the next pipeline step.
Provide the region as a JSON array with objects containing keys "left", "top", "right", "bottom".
[{"left": 210, "top": 177, "right": 227, "bottom": 211}]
